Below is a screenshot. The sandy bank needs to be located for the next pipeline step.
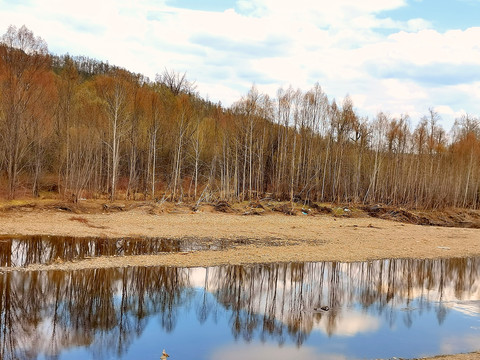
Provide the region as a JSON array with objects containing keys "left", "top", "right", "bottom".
[{"left": 0, "top": 207, "right": 479, "bottom": 270}]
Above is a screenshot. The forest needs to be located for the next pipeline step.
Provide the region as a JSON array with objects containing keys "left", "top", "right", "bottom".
[{"left": 1, "top": 25, "right": 479, "bottom": 209}]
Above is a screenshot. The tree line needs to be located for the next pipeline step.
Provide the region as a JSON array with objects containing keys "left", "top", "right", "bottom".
[{"left": 1, "top": 25, "right": 479, "bottom": 209}]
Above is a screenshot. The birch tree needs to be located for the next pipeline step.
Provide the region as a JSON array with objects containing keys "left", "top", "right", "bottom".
[{"left": 95, "top": 71, "right": 132, "bottom": 201}]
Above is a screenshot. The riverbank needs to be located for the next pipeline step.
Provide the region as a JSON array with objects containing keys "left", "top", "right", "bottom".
[{"left": 0, "top": 200, "right": 479, "bottom": 270}]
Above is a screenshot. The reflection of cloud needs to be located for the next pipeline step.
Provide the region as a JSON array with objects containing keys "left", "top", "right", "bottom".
[
  {"left": 189, "top": 266, "right": 382, "bottom": 338},
  {"left": 445, "top": 301, "right": 480, "bottom": 317},
  {"left": 440, "top": 334, "right": 480, "bottom": 355},
  {"left": 190, "top": 261, "right": 480, "bottom": 340},
  {"left": 189, "top": 267, "right": 208, "bottom": 288},
  {"left": 314, "top": 310, "right": 380, "bottom": 337},
  {"left": 210, "top": 344, "right": 353, "bottom": 360},
  {"left": 16, "top": 315, "right": 93, "bottom": 358}
]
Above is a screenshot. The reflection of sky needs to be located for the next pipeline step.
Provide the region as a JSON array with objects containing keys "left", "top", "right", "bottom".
[
  {"left": 441, "top": 334, "right": 480, "bottom": 356},
  {"left": 189, "top": 264, "right": 480, "bottom": 332},
  {"left": 24, "top": 259, "right": 480, "bottom": 360},
  {"left": 447, "top": 301, "right": 480, "bottom": 317},
  {"left": 303, "top": 300, "right": 480, "bottom": 360},
  {"left": 173, "top": 265, "right": 480, "bottom": 359},
  {"left": 313, "top": 309, "right": 380, "bottom": 337},
  {"left": 42, "top": 289, "right": 480, "bottom": 360}
]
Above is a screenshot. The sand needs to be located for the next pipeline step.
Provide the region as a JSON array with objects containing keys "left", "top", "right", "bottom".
[{"left": 1, "top": 207, "right": 479, "bottom": 270}]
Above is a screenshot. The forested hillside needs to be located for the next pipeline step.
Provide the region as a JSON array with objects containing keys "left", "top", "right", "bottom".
[{"left": 1, "top": 25, "right": 479, "bottom": 209}]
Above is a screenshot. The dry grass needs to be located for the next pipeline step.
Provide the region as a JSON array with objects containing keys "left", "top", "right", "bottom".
[
  {"left": 1, "top": 198, "right": 479, "bottom": 228},
  {"left": 69, "top": 216, "right": 89, "bottom": 224},
  {"left": 68, "top": 215, "right": 106, "bottom": 229}
]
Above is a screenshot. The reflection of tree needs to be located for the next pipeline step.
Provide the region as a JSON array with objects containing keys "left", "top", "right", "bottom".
[
  {"left": 0, "top": 235, "right": 242, "bottom": 268},
  {"left": 0, "top": 239, "right": 13, "bottom": 267},
  {"left": 0, "top": 257, "right": 478, "bottom": 359},
  {"left": 208, "top": 257, "right": 480, "bottom": 345},
  {"left": 0, "top": 266, "right": 192, "bottom": 360},
  {"left": 0, "top": 236, "right": 192, "bottom": 267},
  {"left": 0, "top": 272, "right": 18, "bottom": 359},
  {"left": 196, "top": 267, "right": 215, "bottom": 325}
]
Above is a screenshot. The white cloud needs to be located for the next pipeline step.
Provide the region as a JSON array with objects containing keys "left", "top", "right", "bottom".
[
  {"left": 406, "top": 18, "right": 432, "bottom": 31},
  {"left": 435, "top": 105, "right": 455, "bottom": 116}
]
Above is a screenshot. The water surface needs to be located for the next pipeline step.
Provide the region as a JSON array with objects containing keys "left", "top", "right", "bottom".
[
  {"left": 0, "top": 235, "right": 269, "bottom": 267},
  {"left": 1, "top": 257, "right": 479, "bottom": 359}
]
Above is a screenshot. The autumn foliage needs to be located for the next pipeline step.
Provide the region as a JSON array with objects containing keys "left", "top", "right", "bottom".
[{"left": 1, "top": 25, "right": 479, "bottom": 209}]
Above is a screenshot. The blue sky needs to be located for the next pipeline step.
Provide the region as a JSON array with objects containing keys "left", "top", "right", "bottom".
[
  {"left": 1, "top": 0, "right": 480, "bottom": 129},
  {"left": 380, "top": 0, "right": 480, "bottom": 32}
]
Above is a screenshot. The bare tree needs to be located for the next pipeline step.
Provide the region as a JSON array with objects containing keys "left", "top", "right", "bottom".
[
  {"left": 156, "top": 68, "right": 196, "bottom": 96},
  {"left": 95, "top": 71, "right": 132, "bottom": 201},
  {"left": 0, "top": 25, "right": 50, "bottom": 198}
]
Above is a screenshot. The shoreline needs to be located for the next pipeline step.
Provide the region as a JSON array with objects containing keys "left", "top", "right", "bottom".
[{"left": 1, "top": 206, "right": 479, "bottom": 270}]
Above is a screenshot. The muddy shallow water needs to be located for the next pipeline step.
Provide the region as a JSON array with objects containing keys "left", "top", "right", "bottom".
[
  {"left": 1, "top": 257, "right": 479, "bottom": 360},
  {"left": 0, "top": 235, "right": 287, "bottom": 267}
]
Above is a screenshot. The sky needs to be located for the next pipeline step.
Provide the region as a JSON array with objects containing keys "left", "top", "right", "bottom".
[{"left": 1, "top": 0, "right": 480, "bottom": 129}]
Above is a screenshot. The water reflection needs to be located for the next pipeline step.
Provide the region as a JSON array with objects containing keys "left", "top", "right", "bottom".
[
  {"left": 0, "top": 235, "right": 256, "bottom": 267},
  {"left": 0, "top": 258, "right": 479, "bottom": 359}
]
